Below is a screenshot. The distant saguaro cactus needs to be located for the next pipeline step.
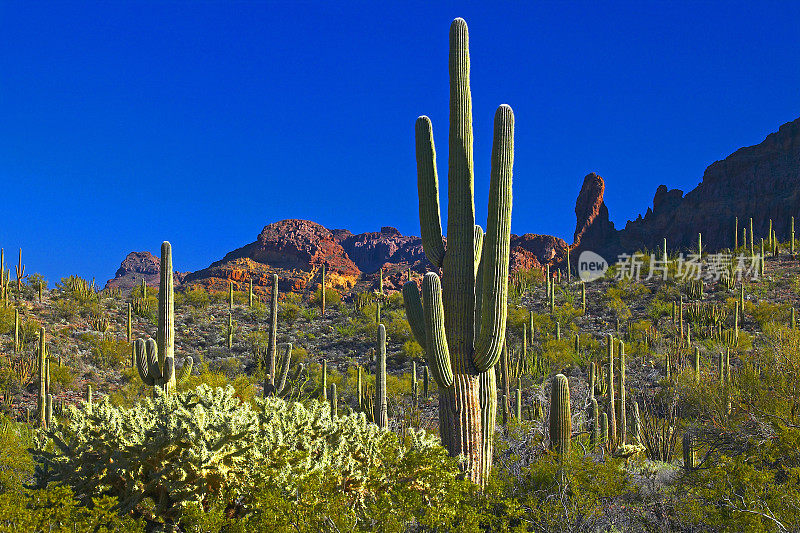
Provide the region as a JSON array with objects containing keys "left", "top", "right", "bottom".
[
  {"left": 37, "top": 327, "right": 47, "bottom": 427},
  {"left": 549, "top": 374, "right": 571, "bottom": 456},
  {"left": 134, "top": 242, "right": 191, "bottom": 396},
  {"left": 266, "top": 274, "right": 279, "bottom": 396},
  {"left": 375, "top": 324, "right": 388, "bottom": 428}
]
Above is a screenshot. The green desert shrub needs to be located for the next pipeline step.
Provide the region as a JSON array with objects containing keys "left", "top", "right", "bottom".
[
  {"left": 183, "top": 286, "right": 210, "bottom": 309},
  {"left": 279, "top": 302, "right": 301, "bottom": 325},
  {"left": 0, "top": 414, "right": 34, "bottom": 494},
  {"left": 0, "top": 484, "right": 145, "bottom": 531},
  {"left": 310, "top": 287, "right": 341, "bottom": 308}
]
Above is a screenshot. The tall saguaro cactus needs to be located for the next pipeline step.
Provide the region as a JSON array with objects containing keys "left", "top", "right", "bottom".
[
  {"left": 265, "top": 274, "right": 279, "bottom": 396},
  {"left": 135, "top": 242, "right": 191, "bottom": 396},
  {"left": 37, "top": 327, "right": 47, "bottom": 427},
  {"left": 402, "top": 18, "right": 513, "bottom": 484},
  {"left": 375, "top": 324, "right": 388, "bottom": 428},
  {"left": 549, "top": 374, "right": 571, "bottom": 456}
]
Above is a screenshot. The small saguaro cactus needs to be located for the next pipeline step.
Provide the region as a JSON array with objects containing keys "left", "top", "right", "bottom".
[
  {"left": 760, "top": 239, "right": 765, "bottom": 277},
  {"left": 134, "top": 242, "right": 192, "bottom": 396},
  {"left": 249, "top": 278, "right": 254, "bottom": 307},
  {"left": 86, "top": 385, "right": 92, "bottom": 414},
  {"left": 265, "top": 343, "right": 292, "bottom": 397},
  {"left": 618, "top": 341, "right": 627, "bottom": 447},
  {"left": 375, "top": 324, "right": 388, "bottom": 428},
  {"left": 320, "top": 264, "right": 326, "bottom": 315},
  {"left": 401, "top": 17, "right": 513, "bottom": 485},
  {"left": 734, "top": 217, "right": 738, "bottom": 250},
  {"left": 412, "top": 360, "right": 418, "bottom": 407},
  {"left": 694, "top": 346, "right": 701, "bottom": 383},
  {"left": 581, "top": 281, "right": 586, "bottom": 313},
  {"left": 46, "top": 393, "right": 53, "bottom": 428},
  {"left": 792, "top": 216, "right": 796, "bottom": 256},
  {"left": 357, "top": 365, "right": 363, "bottom": 410},
  {"left": 14, "top": 308, "right": 19, "bottom": 352},
  {"left": 600, "top": 412, "right": 609, "bottom": 451},
  {"left": 127, "top": 302, "right": 132, "bottom": 342},
  {"left": 37, "top": 327, "right": 47, "bottom": 427},
  {"left": 15, "top": 248, "right": 25, "bottom": 294},
  {"left": 321, "top": 360, "right": 328, "bottom": 401},
  {"left": 749, "top": 217, "right": 754, "bottom": 257},
  {"left": 566, "top": 246, "right": 570, "bottom": 282},
  {"left": 683, "top": 431, "right": 697, "bottom": 470},
  {"left": 589, "top": 397, "right": 600, "bottom": 451},
  {"left": 228, "top": 281, "right": 234, "bottom": 309},
  {"left": 515, "top": 387, "right": 522, "bottom": 420},
  {"left": 329, "top": 383, "right": 337, "bottom": 418},
  {"left": 549, "top": 374, "right": 571, "bottom": 456},
  {"left": 266, "top": 274, "right": 279, "bottom": 396},
  {"left": 227, "top": 313, "right": 234, "bottom": 350},
  {"left": 606, "top": 335, "right": 617, "bottom": 450}
]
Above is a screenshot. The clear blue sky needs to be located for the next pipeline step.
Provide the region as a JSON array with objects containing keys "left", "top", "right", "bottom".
[{"left": 2, "top": 1, "right": 800, "bottom": 284}]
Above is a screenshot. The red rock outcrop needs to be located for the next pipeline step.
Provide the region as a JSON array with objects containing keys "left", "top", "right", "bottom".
[
  {"left": 105, "top": 251, "right": 186, "bottom": 291},
  {"left": 184, "top": 220, "right": 360, "bottom": 293},
  {"left": 573, "top": 116, "right": 800, "bottom": 259},
  {"left": 509, "top": 234, "right": 569, "bottom": 273}
]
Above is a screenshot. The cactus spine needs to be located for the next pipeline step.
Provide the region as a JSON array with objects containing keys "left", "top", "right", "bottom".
[
  {"left": 266, "top": 274, "right": 278, "bottom": 396},
  {"left": 549, "top": 374, "right": 571, "bottom": 455},
  {"left": 37, "top": 327, "right": 47, "bottom": 427},
  {"left": 375, "top": 324, "right": 388, "bottom": 428},
  {"left": 401, "top": 18, "right": 513, "bottom": 484}
]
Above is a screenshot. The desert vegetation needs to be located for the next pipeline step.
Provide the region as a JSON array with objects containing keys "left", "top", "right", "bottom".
[{"left": 1, "top": 17, "right": 799, "bottom": 533}]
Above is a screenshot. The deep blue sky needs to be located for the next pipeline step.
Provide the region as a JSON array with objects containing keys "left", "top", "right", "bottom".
[{"left": 2, "top": 2, "right": 800, "bottom": 284}]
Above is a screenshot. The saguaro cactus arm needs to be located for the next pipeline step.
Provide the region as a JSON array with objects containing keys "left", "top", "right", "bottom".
[
  {"left": 415, "top": 116, "right": 446, "bottom": 269},
  {"left": 421, "top": 273, "right": 454, "bottom": 388},
  {"left": 135, "top": 340, "right": 155, "bottom": 386},
  {"left": 474, "top": 105, "right": 514, "bottom": 373}
]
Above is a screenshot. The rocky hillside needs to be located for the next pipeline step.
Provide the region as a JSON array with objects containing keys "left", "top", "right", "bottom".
[
  {"left": 106, "top": 220, "right": 570, "bottom": 294},
  {"left": 573, "top": 116, "right": 800, "bottom": 259}
]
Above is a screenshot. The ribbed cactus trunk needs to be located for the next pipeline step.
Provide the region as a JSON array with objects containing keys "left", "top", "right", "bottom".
[
  {"left": 683, "top": 432, "right": 697, "bottom": 470},
  {"left": 402, "top": 18, "right": 512, "bottom": 486},
  {"left": 249, "top": 279, "right": 253, "bottom": 307},
  {"left": 319, "top": 265, "right": 325, "bottom": 316},
  {"left": 590, "top": 397, "right": 599, "bottom": 451},
  {"left": 156, "top": 242, "right": 176, "bottom": 395},
  {"left": 229, "top": 281, "right": 233, "bottom": 309},
  {"left": 127, "top": 302, "right": 132, "bottom": 342},
  {"left": 549, "top": 374, "right": 571, "bottom": 455},
  {"left": 617, "top": 341, "right": 626, "bottom": 446},
  {"left": 322, "top": 359, "right": 328, "bottom": 401},
  {"left": 37, "top": 327, "right": 46, "bottom": 427},
  {"left": 14, "top": 308, "right": 19, "bottom": 353},
  {"left": 265, "top": 274, "right": 278, "bottom": 396},
  {"left": 357, "top": 365, "right": 363, "bottom": 410},
  {"left": 375, "top": 324, "right": 388, "bottom": 428},
  {"left": 606, "top": 335, "right": 617, "bottom": 450},
  {"left": 734, "top": 217, "right": 738, "bottom": 250}
]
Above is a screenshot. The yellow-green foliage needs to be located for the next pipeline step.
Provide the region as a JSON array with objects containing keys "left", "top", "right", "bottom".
[
  {"left": 82, "top": 334, "right": 130, "bottom": 369},
  {"left": 383, "top": 309, "right": 412, "bottom": 344},
  {"left": 0, "top": 414, "right": 34, "bottom": 495},
  {"left": 279, "top": 302, "right": 301, "bottom": 324},
  {"left": 748, "top": 300, "right": 788, "bottom": 331},
  {"left": 401, "top": 340, "right": 422, "bottom": 362},
  {"left": 0, "top": 485, "right": 145, "bottom": 531},
  {"left": 183, "top": 286, "right": 210, "bottom": 309},
  {"left": 310, "top": 287, "right": 342, "bottom": 307},
  {"left": 48, "top": 363, "right": 75, "bottom": 394}
]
